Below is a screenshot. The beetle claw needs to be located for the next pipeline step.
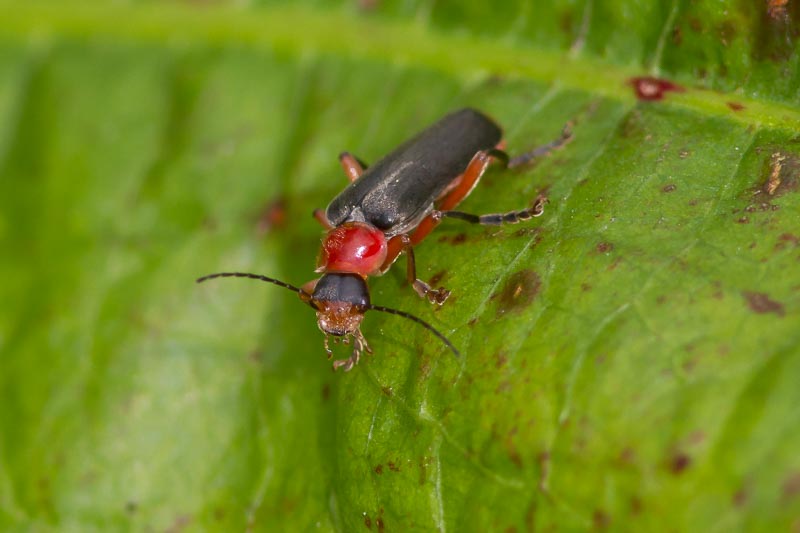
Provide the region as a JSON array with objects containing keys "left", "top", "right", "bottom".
[{"left": 427, "top": 287, "right": 451, "bottom": 305}]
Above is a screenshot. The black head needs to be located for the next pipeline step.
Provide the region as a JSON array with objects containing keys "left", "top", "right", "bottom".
[
  {"left": 311, "top": 273, "right": 370, "bottom": 309},
  {"left": 196, "top": 270, "right": 460, "bottom": 371},
  {"left": 310, "top": 273, "right": 370, "bottom": 336}
]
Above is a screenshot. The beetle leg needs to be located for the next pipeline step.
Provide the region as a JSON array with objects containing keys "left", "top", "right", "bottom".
[
  {"left": 412, "top": 125, "right": 569, "bottom": 233},
  {"left": 507, "top": 123, "right": 573, "bottom": 168},
  {"left": 383, "top": 234, "right": 450, "bottom": 305},
  {"left": 312, "top": 208, "right": 334, "bottom": 229},
  {"left": 433, "top": 194, "right": 548, "bottom": 226},
  {"left": 339, "top": 152, "right": 367, "bottom": 182}
]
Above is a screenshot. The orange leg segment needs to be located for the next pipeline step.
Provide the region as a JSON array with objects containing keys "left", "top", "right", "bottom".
[
  {"left": 339, "top": 152, "right": 365, "bottom": 182},
  {"left": 408, "top": 146, "right": 501, "bottom": 247}
]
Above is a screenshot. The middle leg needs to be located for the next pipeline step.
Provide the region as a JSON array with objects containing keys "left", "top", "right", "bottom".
[{"left": 381, "top": 234, "right": 450, "bottom": 305}]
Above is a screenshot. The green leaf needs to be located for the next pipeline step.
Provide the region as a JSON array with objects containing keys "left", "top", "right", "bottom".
[{"left": 1, "top": 2, "right": 799, "bottom": 531}]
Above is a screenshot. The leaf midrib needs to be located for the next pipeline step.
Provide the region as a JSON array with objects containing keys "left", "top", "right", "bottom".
[{"left": 1, "top": 2, "right": 798, "bottom": 131}]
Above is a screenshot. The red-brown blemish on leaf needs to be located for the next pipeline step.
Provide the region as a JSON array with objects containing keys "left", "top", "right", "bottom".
[
  {"left": 387, "top": 461, "right": 400, "bottom": 472},
  {"left": 619, "top": 447, "right": 636, "bottom": 465},
  {"left": 538, "top": 451, "right": 551, "bottom": 491},
  {"left": 733, "top": 486, "right": 749, "bottom": 507},
  {"left": 742, "top": 291, "right": 785, "bottom": 316},
  {"left": 495, "top": 270, "right": 541, "bottom": 318},
  {"left": 727, "top": 101, "right": 745, "bottom": 111},
  {"left": 428, "top": 270, "right": 447, "bottom": 287},
  {"left": 364, "top": 514, "right": 372, "bottom": 529},
  {"left": 451, "top": 233, "right": 468, "bottom": 245},
  {"left": 495, "top": 351, "right": 509, "bottom": 368},
  {"left": 165, "top": 515, "right": 193, "bottom": 533},
  {"left": 596, "top": 241, "right": 614, "bottom": 253},
  {"left": 661, "top": 183, "right": 677, "bottom": 193},
  {"left": 321, "top": 383, "right": 331, "bottom": 402},
  {"left": 775, "top": 233, "right": 800, "bottom": 250},
  {"left": 255, "top": 197, "right": 287, "bottom": 235},
  {"left": 593, "top": 510, "right": 611, "bottom": 529},
  {"left": 736, "top": 216, "right": 750, "bottom": 224},
  {"left": 418, "top": 456, "right": 432, "bottom": 485},
  {"left": 670, "top": 452, "right": 692, "bottom": 474},
  {"left": 581, "top": 282, "right": 592, "bottom": 292},
  {"left": 767, "top": 0, "right": 789, "bottom": 19},
  {"left": 628, "top": 76, "right": 685, "bottom": 101},
  {"left": 783, "top": 472, "right": 800, "bottom": 500},
  {"left": 376, "top": 517, "right": 385, "bottom": 533},
  {"left": 374, "top": 464, "right": 383, "bottom": 475}
]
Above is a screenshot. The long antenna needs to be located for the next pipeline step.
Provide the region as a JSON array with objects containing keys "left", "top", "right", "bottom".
[
  {"left": 196, "top": 272, "right": 307, "bottom": 296},
  {"left": 368, "top": 305, "right": 461, "bottom": 359}
]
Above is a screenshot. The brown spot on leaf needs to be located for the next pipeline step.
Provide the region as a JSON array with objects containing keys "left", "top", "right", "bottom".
[
  {"left": 736, "top": 216, "right": 749, "bottom": 224},
  {"left": 596, "top": 242, "right": 614, "bottom": 253},
  {"left": 428, "top": 270, "right": 446, "bottom": 287},
  {"left": 756, "top": 152, "right": 799, "bottom": 198},
  {"left": 364, "top": 514, "right": 372, "bottom": 529},
  {"left": 495, "top": 351, "right": 509, "bottom": 368},
  {"left": 255, "top": 197, "right": 287, "bottom": 235},
  {"left": 321, "top": 383, "right": 331, "bottom": 402},
  {"left": 581, "top": 283, "right": 592, "bottom": 292},
  {"left": 628, "top": 76, "right": 685, "bottom": 101},
  {"left": 376, "top": 517, "right": 385, "bottom": 533},
  {"left": 381, "top": 386, "right": 393, "bottom": 397},
  {"left": 727, "top": 101, "right": 745, "bottom": 111},
  {"left": 783, "top": 472, "right": 800, "bottom": 500},
  {"left": 755, "top": 0, "right": 799, "bottom": 61},
  {"left": 742, "top": 291, "right": 785, "bottom": 316},
  {"left": 593, "top": 510, "right": 611, "bottom": 529},
  {"left": 387, "top": 461, "right": 400, "bottom": 472},
  {"left": 374, "top": 464, "right": 383, "bottom": 475},
  {"left": 776, "top": 233, "right": 800, "bottom": 250},
  {"left": 670, "top": 452, "right": 692, "bottom": 474},
  {"left": 718, "top": 20, "right": 737, "bottom": 47},
  {"left": 495, "top": 270, "right": 541, "bottom": 318},
  {"left": 451, "top": 233, "right": 468, "bottom": 245},
  {"left": 661, "top": 183, "right": 677, "bottom": 193},
  {"left": 165, "top": 515, "right": 193, "bottom": 533},
  {"left": 619, "top": 447, "right": 636, "bottom": 465},
  {"left": 768, "top": 0, "right": 789, "bottom": 19},
  {"left": 672, "top": 25, "right": 683, "bottom": 45},
  {"left": 733, "top": 486, "right": 749, "bottom": 507}
]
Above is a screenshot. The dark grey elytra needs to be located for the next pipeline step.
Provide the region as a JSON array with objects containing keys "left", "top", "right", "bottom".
[{"left": 325, "top": 108, "right": 502, "bottom": 237}]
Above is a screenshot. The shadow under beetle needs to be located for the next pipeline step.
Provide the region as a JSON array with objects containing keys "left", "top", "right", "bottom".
[{"left": 198, "top": 108, "right": 571, "bottom": 371}]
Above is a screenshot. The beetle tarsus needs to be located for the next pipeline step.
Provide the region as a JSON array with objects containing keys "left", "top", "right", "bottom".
[
  {"left": 507, "top": 123, "right": 573, "bottom": 169},
  {"left": 412, "top": 280, "right": 451, "bottom": 305},
  {"left": 433, "top": 193, "right": 548, "bottom": 227}
]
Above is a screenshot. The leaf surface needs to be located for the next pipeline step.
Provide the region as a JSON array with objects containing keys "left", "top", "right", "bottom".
[{"left": 0, "top": 2, "right": 799, "bottom": 531}]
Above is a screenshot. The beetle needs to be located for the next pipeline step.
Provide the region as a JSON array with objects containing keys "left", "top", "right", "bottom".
[{"left": 198, "top": 108, "right": 571, "bottom": 370}]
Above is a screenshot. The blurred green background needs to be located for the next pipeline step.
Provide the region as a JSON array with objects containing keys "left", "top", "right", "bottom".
[{"left": 0, "top": 1, "right": 799, "bottom": 531}]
